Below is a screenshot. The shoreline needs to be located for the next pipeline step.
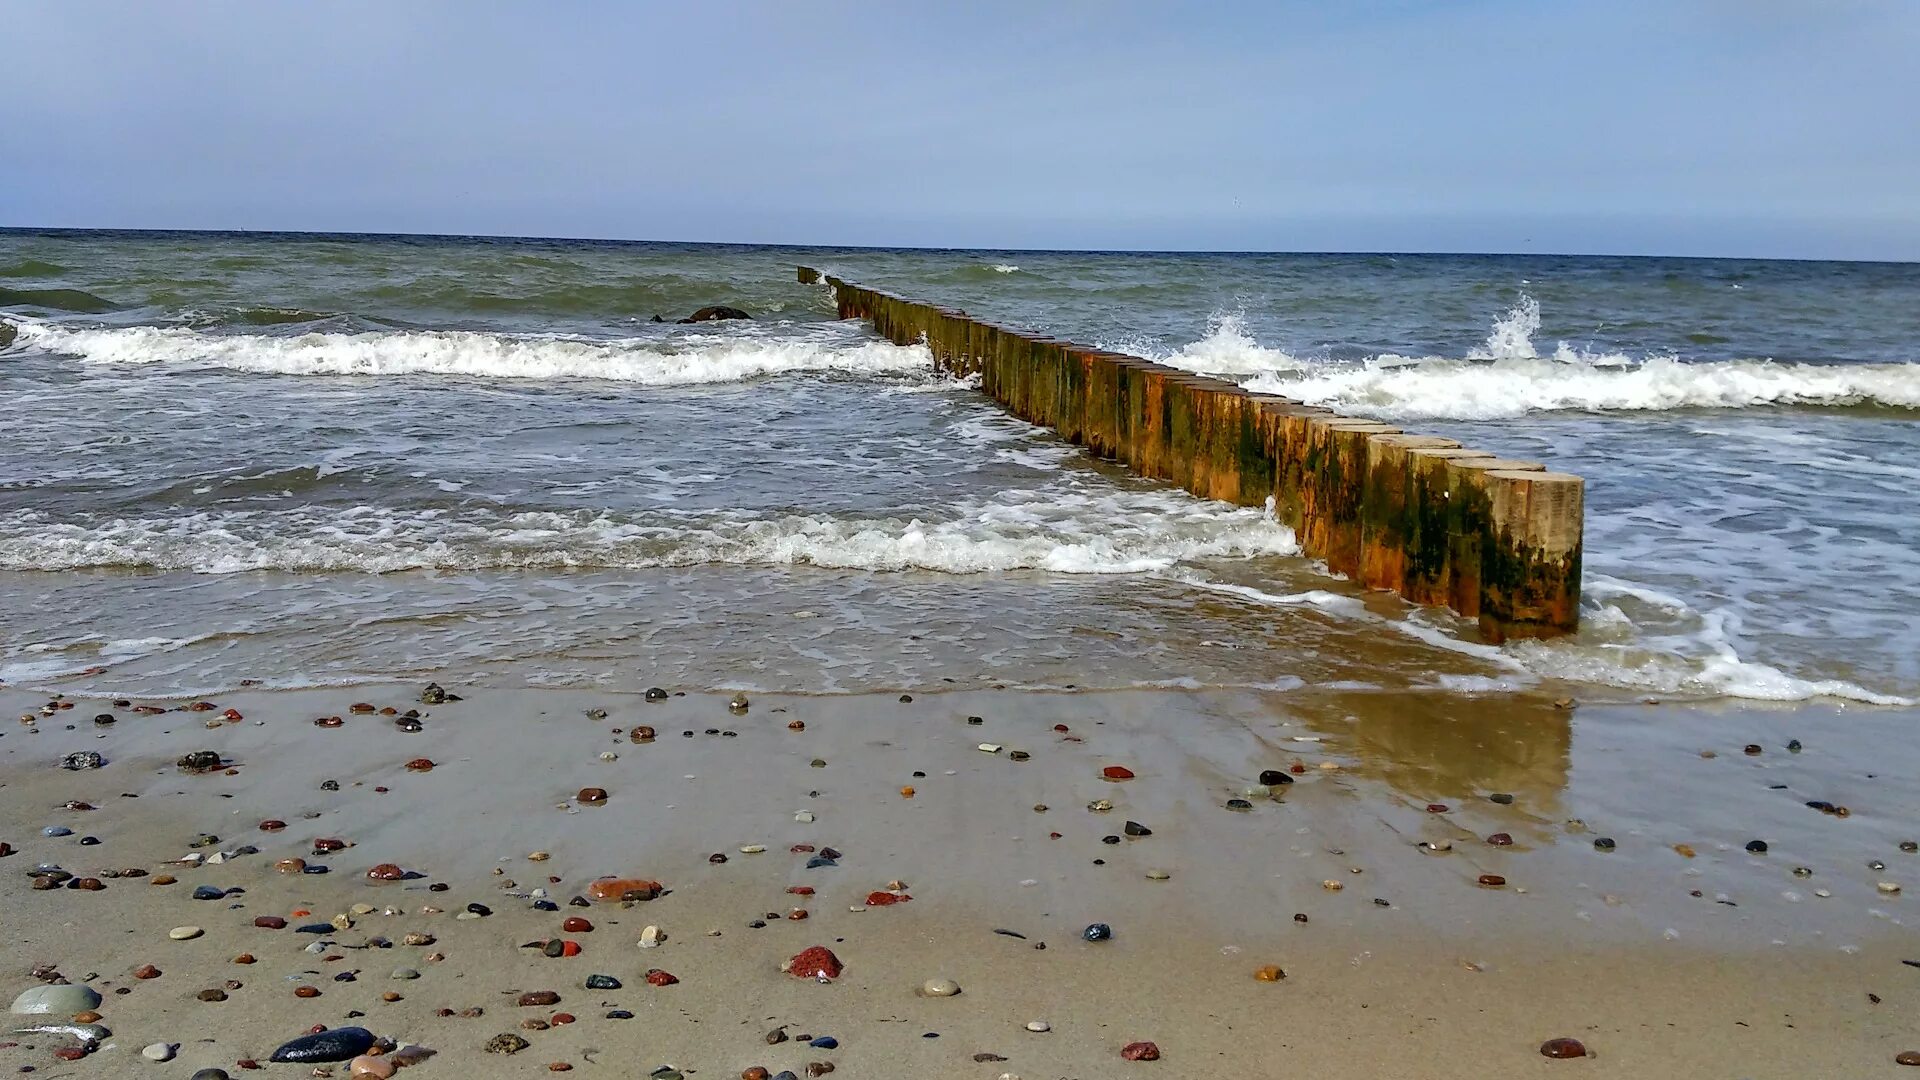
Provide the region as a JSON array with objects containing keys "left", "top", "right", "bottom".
[{"left": 5, "top": 683, "right": 1918, "bottom": 1076}]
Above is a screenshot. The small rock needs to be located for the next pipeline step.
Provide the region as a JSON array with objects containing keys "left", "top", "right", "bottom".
[
  {"left": 1897, "top": 1050, "right": 1920, "bottom": 1066},
  {"left": 920, "top": 977, "right": 961, "bottom": 997},
  {"left": 1120, "top": 1041, "right": 1160, "bottom": 1061},
  {"left": 1026, "top": 1020, "right": 1050, "bottom": 1032},
  {"left": 586, "top": 974, "right": 622, "bottom": 990},
  {"left": 485, "top": 1033, "right": 531, "bottom": 1055},
  {"left": 269, "top": 1027, "right": 376, "bottom": 1063},
  {"left": 1540, "top": 1037, "right": 1588, "bottom": 1059},
  {"left": 142, "top": 1043, "right": 176, "bottom": 1062},
  {"left": 168, "top": 926, "right": 204, "bottom": 940},
  {"left": 1082, "top": 923, "right": 1112, "bottom": 942}
]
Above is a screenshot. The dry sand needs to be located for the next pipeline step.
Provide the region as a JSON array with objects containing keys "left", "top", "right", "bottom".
[{"left": 3, "top": 682, "right": 1918, "bottom": 1077}]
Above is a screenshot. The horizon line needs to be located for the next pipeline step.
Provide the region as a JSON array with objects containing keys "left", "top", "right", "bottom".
[{"left": 1, "top": 224, "right": 1913, "bottom": 267}]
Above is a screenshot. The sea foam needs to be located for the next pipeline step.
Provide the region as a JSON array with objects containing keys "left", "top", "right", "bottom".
[{"left": 12, "top": 322, "right": 933, "bottom": 387}]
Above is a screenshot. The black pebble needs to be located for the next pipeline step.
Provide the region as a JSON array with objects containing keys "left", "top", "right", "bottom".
[
  {"left": 1082, "top": 923, "right": 1112, "bottom": 941},
  {"left": 1101, "top": 835, "right": 1121, "bottom": 845},
  {"left": 1488, "top": 793, "right": 1515, "bottom": 805},
  {"left": 1593, "top": 837, "right": 1616, "bottom": 851},
  {"left": 1258, "top": 769, "right": 1292, "bottom": 786},
  {"left": 1123, "top": 821, "right": 1152, "bottom": 837},
  {"left": 1746, "top": 840, "right": 1769, "bottom": 854},
  {"left": 466, "top": 903, "right": 491, "bottom": 916}
]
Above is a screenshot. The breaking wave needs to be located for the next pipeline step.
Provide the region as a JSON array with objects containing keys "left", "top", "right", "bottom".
[
  {"left": 11, "top": 321, "right": 933, "bottom": 387},
  {"left": 0, "top": 491, "right": 1300, "bottom": 576},
  {"left": 1129, "top": 298, "right": 1920, "bottom": 419}
]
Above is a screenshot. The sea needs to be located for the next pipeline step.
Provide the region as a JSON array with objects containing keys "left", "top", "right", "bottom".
[{"left": 2, "top": 230, "right": 1916, "bottom": 705}]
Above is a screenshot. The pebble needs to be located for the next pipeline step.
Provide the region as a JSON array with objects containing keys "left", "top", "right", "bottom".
[
  {"left": 269, "top": 1027, "right": 375, "bottom": 1063},
  {"left": 1082, "top": 923, "right": 1112, "bottom": 942},
  {"left": 1145, "top": 869, "right": 1170, "bottom": 881},
  {"left": 190, "top": 1071, "right": 231, "bottom": 1080},
  {"left": 1539, "top": 1037, "right": 1588, "bottom": 1059},
  {"left": 349, "top": 1056, "right": 396, "bottom": 1079},
  {"left": 142, "top": 1043, "right": 176, "bottom": 1062},
  {"left": 586, "top": 974, "right": 622, "bottom": 990},
  {"left": 1746, "top": 840, "right": 1769, "bottom": 854},
  {"left": 639, "top": 925, "right": 665, "bottom": 948},
  {"left": 485, "top": 1033, "right": 531, "bottom": 1055},
  {"left": 1120, "top": 1041, "right": 1160, "bottom": 1061},
  {"left": 1225, "top": 798, "right": 1253, "bottom": 811},
  {"left": 1026, "top": 1020, "right": 1050, "bottom": 1032},
  {"left": 169, "top": 926, "right": 204, "bottom": 940},
  {"left": 1897, "top": 1050, "right": 1920, "bottom": 1066},
  {"left": 9, "top": 983, "right": 103, "bottom": 1014},
  {"left": 921, "top": 977, "right": 961, "bottom": 997},
  {"left": 1880, "top": 882, "right": 1904, "bottom": 895},
  {"left": 1593, "top": 837, "right": 1616, "bottom": 852}
]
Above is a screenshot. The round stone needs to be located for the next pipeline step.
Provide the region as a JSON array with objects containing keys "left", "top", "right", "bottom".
[
  {"left": 9, "top": 983, "right": 103, "bottom": 1014},
  {"left": 190, "top": 1071, "right": 232, "bottom": 1080},
  {"left": 1593, "top": 837, "right": 1616, "bottom": 852},
  {"left": 1897, "top": 1050, "right": 1920, "bottom": 1066},
  {"left": 143, "top": 1043, "right": 177, "bottom": 1062},
  {"left": 168, "top": 926, "right": 204, "bottom": 940},
  {"left": 1745, "top": 840, "right": 1769, "bottom": 854},
  {"left": 920, "top": 978, "right": 961, "bottom": 997},
  {"left": 1145, "top": 869, "right": 1170, "bottom": 881},
  {"left": 1081, "top": 923, "right": 1112, "bottom": 942},
  {"left": 1540, "top": 1037, "right": 1587, "bottom": 1059},
  {"left": 1026, "top": 1020, "right": 1050, "bottom": 1032}
]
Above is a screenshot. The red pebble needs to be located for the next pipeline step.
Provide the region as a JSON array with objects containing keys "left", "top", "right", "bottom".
[
  {"left": 1290, "top": 763, "right": 1306, "bottom": 774},
  {"left": 405, "top": 758, "right": 435, "bottom": 772},
  {"left": 133, "top": 964, "right": 161, "bottom": 979},
  {"left": 237, "top": 1060, "right": 261, "bottom": 1070},
  {"left": 787, "top": 909, "right": 809, "bottom": 921},
  {"left": 550, "top": 1013, "right": 575, "bottom": 1025},
  {"left": 1102, "top": 766, "right": 1136, "bottom": 780},
  {"left": 790, "top": 844, "right": 816, "bottom": 854},
  {"left": 787, "top": 946, "right": 843, "bottom": 979},
  {"left": 864, "top": 891, "right": 909, "bottom": 906},
  {"left": 644, "top": 969, "right": 679, "bottom": 986},
  {"left": 1426, "top": 803, "right": 1449, "bottom": 813},
  {"left": 366, "top": 863, "right": 406, "bottom": 881},
  {"left": 222, "top": 709, "right": 244, "bottom": 721},
  {"left": 258, "top": 820, "right": 286, "bottom": 832},
  {"left": 255, "top": 916, "right": 288, "bottom": 929},
  {"left": 53, "top": 1047, "right": 88, "bottom": 1061},
  {"left": 1053, "top": 724, "right": 1069, "bottom": 732},
  {"left": 1478, "top": 874, "right": 1508, "bottom": 888},
  {"left": 586, "top": 878, "right": 663, "bottom": 902},
  {"left": 559, "top": 940, "right": 582, "bottom": 957},
  {"left": 313, "top": 838, "right": 348, "bottom": 852},
  {"left": 1121, "top": 1041, "right": 1161, "bottom": 1061},
  {"left": 1486, "top": 832, "right": 1514, "bottom": 846},
  {"left": 561, "top": 917, "right": 592, "bottom": 933},
  {"left": 786, "top": 885, "right": 815, "bottom": 896},
  {"left": 1540, "top": 1038, "right": 1588, "bottom": 1059}
]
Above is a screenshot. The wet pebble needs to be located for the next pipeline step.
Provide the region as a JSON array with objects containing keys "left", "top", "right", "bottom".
[
  {"left": 920, "top": 977, "right": 961, "bottom": 997},
  {"left": 141, "top": 1043, "right": 176, "bottom": 1062},
  {"left": 1082, "top": 923, "right": 1112, "bottom": 942},
  {"left": 1593, "top": 837, "right": 1616, "bottom": 852}
]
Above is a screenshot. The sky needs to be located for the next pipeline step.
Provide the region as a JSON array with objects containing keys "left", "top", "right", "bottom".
[{"left": 2, "top": 1, "right": 1917, "bottom": 260}]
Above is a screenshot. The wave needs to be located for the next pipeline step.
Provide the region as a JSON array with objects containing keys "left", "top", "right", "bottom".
[
  {"left": 1127, "top": 298, "right": 1920, "bottom": 419},
  {"left": 0, "top": 285, "right": 117, "bottom": 313},
  {"left": 1242, "top": 354, "right": 1920, "bottom": 419},
  {"left": 0, "top": 259, "right": 68, "bottom": 278},
  {"left": 0, "top": 491, "right": 1300, "bottom": 576},
  {"left": 11, "top": 322, "right": 934, "bottom": 387}
]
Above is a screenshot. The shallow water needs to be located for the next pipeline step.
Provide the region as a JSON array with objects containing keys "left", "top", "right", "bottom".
[{"left": 2, "top": 230, "right": 1916, "bottom": 702}]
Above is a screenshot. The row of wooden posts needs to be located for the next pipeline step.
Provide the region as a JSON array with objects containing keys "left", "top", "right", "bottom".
[{"left": 799, "top": 266, "right": 1583, "bottom": 641}]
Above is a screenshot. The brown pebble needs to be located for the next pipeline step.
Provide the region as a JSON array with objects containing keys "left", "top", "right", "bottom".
[
  {"left": 294, "top": 985, "right": 320, "bottom": 998},
  {"left": 1897, "top": 1050, "right": 1920, "bottom": 1066},
  {"left": 518, "top": 991, "right": 561, "bottom": 1007},
  {"left": 198, "top": 988, "right": 228, "bottom": 1002},
  {"left": 551, "top": 1013, "right": 575, "bottom": 1025},
  {"left": 232, "top": 954, "right": 256, "bottom": 965},
  {"left": 405, "top": 758, "right": 435, "bottom": 772},
  {"left": 1477, "top": 874, "right": 1507, "bottom": 888},
  {"left": 275, "top": 858, "right": 307, "bottom": 874},
  {"left": 1540, "top": 1037, "right": 1587, "bottom": 1059},
  {"left": 255, "top": 916, "right": 288, "bottom": 929},
  {"left": 382, "top": 991, "right": 402, "bottom": 1002},
  {"left": 52, "top": 1047, "right": 87, "bottom": 1061},
  {"left": 522, "top": 1019, "right": 550, "bottom": 1031},
  {"left": 367, "top": 863, "right": 406, "bottom": 881},
  {"left": 548, "top": 1065, "right": 573, "bottom": 1073},
  {"left": 151, "top": 874, "right": 177, "bottom": 886},
  {"left": 1120, "top": 1041, "right": 1161, "bottom": 1061},
  {"left": 1486, "top": 832, "right": 1514, "bottom": 846},
  {"left": 132, "top": 964, "right": 161, "bottom": 979},
  {"left": 577, "top": 787, "right": 608, "bottom": 805},
  {"left": 744, "top": 1069, "right": 771, "bottom": 1080},
  {"left": 258, "top": 819, "right": 286, "bottom": 832},
  {"left": 72, "top": 1010, "right": 101, "bottom": 1023}
]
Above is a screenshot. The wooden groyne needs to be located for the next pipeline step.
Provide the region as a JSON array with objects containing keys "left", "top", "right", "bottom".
[{"left": 800, "top": 267, "right": 1583, "bottom": 641}]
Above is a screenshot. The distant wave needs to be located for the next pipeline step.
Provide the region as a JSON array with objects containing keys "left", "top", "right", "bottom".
[
  {"left": 13, "top": 322, "right": 934, "bottom": 387},
  {"left": 992, "top": 264, "right": 1021, "bottom": 274},
  {"left": 0, "top": 285, "right": 117, "bottom": 313},
  {"left": 0, "top": 492, "right": 1299, "bottom": 576},
  {"left": 1130, "top": 297, "right": 1920, "bottom": 418},
  {"left": 1243, "top": 354, "right": 1920, "bottom": 418},
  {"left": 0, "top": 259, "right": 68, "bottom": 278}
]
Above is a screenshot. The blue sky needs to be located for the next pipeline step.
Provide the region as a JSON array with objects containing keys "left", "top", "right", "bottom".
[{"left": 3, "top": 1, "right": 1916, "bottom": 259}]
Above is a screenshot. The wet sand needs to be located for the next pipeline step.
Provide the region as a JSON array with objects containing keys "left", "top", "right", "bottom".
[{"left": 4, "top": 683, "right": 1918, "bottom": 1077}]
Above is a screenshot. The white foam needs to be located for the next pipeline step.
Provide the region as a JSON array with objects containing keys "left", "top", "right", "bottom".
[
  {"left": 1240, "top": 354, "right": 1920, "bottom": 419},
  {"left": 1108, "top": 311, "right": 1308, "bottom": 377},
  {"left": 0, "top": 489, "right": 1299, "bottom": 577},
  {"left": 991, "top": 264, "right": 1021, "bottom": 274},
  {"left": 14, "top": 322, "right": 933, "bottom": 387}
]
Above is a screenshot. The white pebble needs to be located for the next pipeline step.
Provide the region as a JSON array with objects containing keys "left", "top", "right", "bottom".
[
  {"left": 167, "top": 926, "right": 203, "bottom": 941},
  {"left": 794, "top": 811, "right": 815, "bottom": 823},
  {"left": 740, "top": 845, "right": 766, "bottom": 854},
  {"left": 141, "top": 1043, "right": 175, "bottom": 1062},
  {"left": 921, "top": 977, "right": 961, "bottom": 997},
  {"left": 977, "top": 743, "right": 1003, "bottom": 754},
  {"left": 639, "top": 925, "right": 664, "bottom": 948},
  {"left": 1025, "top": 1020, "right": 1050, "bottom": 1032}
]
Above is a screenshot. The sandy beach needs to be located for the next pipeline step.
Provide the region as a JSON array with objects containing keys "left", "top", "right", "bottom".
[{"left": 6, "top": 681, "right": 1918, "bottom": 1078}]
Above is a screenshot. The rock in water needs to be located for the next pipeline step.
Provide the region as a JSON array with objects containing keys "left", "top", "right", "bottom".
[
  {"left": 0, "top": 321, "right": 15, "bottom": 348},
  {"left": 10, "top": 983, "right": 103, "bottom": 1014},
  {"left": 677, "top": 305, "right": 752, "bottom": 324},
  {"left": 59, "top": 751, "right": 105, "bottom": 771},
  {"left": 268, "top": 1026, "right": 376, "bottom": 1063},
  {"left": 420, "top": 682, "right": 448, "bottom": 704}
]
